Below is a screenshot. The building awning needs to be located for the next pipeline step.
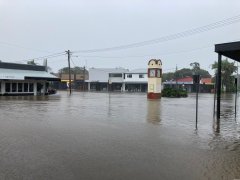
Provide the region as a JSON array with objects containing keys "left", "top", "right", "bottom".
[
  {"left": 214, "top": 41, "right": 240, "bottom": 120},
  {"left": 0, "top": 68, "right": 60, "bottom": 81},
  {"left": 215, "top": 41, "right": 240, "bottom": 61}
]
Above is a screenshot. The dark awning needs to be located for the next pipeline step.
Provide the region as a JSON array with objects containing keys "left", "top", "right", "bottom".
[
  {"left": 214, "top": 41, "right": 240, "bottom": 120},
  {"left": 215, "top": 41, "right": 240, "bottom": 61}
]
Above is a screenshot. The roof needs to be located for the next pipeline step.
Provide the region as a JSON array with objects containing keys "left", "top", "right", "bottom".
[
  {"left": 176, "top": 77, "right": 193, "bottom": 82},
  {"left": 201, "top": 78, "right": 212, "bottom": 84},
  {"left": 215, "top": 41, "right": 240, "bottom": 61},
  {"left": 0, "top": 62, "right": 46, "bottom": 71},
  {"left": 164, "top": 77, "right": 213, "bottom": 85},
  {"left": 0, "top": 68, "right": 59, "bottom": 81},
  {"left": 148, "top": 59, "right": 162, "bottom": 65}
]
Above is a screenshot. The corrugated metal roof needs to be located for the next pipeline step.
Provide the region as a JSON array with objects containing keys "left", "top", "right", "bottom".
[{"left": 0, "top": 68, "right": 59, "bottom": 80}]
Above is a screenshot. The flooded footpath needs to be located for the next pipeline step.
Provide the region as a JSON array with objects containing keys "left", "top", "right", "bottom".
[{"left": 0, "top": 92, "right": 239, "bottom": 180}]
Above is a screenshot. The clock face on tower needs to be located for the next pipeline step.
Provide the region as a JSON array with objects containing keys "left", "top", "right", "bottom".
[{"left": 149, "top": 69, "right": 155, "bottom": 77}]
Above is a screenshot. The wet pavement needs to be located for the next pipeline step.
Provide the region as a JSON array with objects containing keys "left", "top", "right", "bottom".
[{"left": 0, "top": 92, "right": 239, "bottom": 180}]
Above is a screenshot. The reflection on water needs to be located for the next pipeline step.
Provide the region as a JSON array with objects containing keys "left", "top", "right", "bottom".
[
  {"left": 147, "top": 100, "right": 161, "bottom": 124},
  {"left": 0, "top": 92, "right": 239, "bottom": 180}
]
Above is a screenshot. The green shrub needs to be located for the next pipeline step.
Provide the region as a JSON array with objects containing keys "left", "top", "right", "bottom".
[{"left": 162, "top": 88, "right": 188, "bottom": 98}]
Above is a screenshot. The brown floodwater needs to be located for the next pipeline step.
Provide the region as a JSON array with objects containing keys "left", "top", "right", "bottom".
[{"left": 0, "top": 92, "right": 239, "bottom": 180}]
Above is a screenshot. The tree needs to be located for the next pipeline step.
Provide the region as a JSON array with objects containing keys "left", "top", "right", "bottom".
[
  {"left": 162, "top": 64, "right": 211, "bottom": 81},
  {"left": 174, "top": 68, "right": 192, "bottom": 78},
  {"left": 212, "top": 59, "right": 237, "bottom": 92},
  {"left": 190, "top": 62, "right": 200, "bottom": 74},
  {"left": 58, "top": 66, "right": 87, "bottom": 75},
  {"left": 162, "top": 72, "right": 175, "bottom": 82}
]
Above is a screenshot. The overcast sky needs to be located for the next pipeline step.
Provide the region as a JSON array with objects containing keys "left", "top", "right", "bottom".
[{"left": 0, "top": 0, "right": 240, "bottom": 74}]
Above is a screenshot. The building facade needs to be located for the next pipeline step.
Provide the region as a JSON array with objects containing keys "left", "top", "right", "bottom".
[
  {"left": 0, "top": 62, "right": 59, "bottom": 96},
  {"left": 87, "top": 68, "right": 148, "bottom": 92},
  {"left": 54, "top": 71, "right": 89, "bottom": 90},
  {"left": 123, "top": 69, "right": 148, "bottom": 92}
]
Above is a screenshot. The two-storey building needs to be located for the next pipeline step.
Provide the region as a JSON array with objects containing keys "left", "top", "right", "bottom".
[
  {"left": 123, "top": 69, "right": 147, "bottom": 92},
  {"left": 87, "top": 68, "right": 148, "bottom": 92}
]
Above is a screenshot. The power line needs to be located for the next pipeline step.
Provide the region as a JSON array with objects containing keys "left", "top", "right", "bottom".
[
  {"left": 73, "top": 14, "right": 240, "bottom": 53},
  {"left": 75, "top": 45, "right": 212, "bottom": 59},
  {"left": 15, "top": 52, "right": 66, "bottom": 63}
]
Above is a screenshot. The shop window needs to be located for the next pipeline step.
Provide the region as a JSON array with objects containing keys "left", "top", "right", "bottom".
[
  {"left": 5, "top": 83, "right": 10, "bottom": 92},
  {"left": 109, "top": 73, "right": 122, "bottom": 78},
  {"left": 29, "top": 83, "right": 34, "bottom": 92},
  {"left": 12, "top": 83, "right": 17, "bottom": 92},
  {"left": 24, "top": 83, "right": 28, "bottom": 92},
  {"left": 18, "top": 83, "right": 23, "bottom": 92}
]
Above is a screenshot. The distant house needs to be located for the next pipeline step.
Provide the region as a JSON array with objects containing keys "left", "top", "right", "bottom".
[
  {"left": 54, "top": 70, "right": 89, "bottom": 90},
  {"left": 0, "top": 62, "right": 59, "bottom": 96},
  {"left": 163, "top": 76, "right": 214, "bottom": 93}
]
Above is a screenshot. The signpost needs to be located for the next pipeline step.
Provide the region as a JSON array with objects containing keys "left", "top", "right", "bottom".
[{"left": 193, "top": 74, "right": 200, "bottom": 129}]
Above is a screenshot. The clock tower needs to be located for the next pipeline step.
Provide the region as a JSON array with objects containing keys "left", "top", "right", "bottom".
[{"left": 147, "top": 59, "right": 162, "bottom": 99}]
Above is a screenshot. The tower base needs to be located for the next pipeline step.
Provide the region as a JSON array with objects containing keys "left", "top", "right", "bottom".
[{"left": 147, "top": 92, "right": 161, "bottom": 99}]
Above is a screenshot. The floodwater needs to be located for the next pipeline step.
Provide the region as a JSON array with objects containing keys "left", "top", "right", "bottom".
[{"left": 0, "top": 92, "right": 239, "bottom": 180}]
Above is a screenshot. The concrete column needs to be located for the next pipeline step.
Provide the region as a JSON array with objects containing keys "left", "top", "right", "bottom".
[
  {"left": 42, "top": 82, "right": 46, "bottom": 95},
  {"left": 34, "top": 82, "right": 37, "bottom": 96},
  {"left": 88, "top": 82, "right": 91, "bottom": 91},
  {"left": 122, "top": 83, "right": 126, "bottom": 92},
  {"left": 1, "top": 81, "right": 5, "bottom": 94},
  {"left": 217, "top": 54, "right": 222, "bottom": 120}
]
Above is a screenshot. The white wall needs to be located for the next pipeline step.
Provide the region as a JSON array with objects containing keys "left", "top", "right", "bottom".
[
  {"left": 88, "top": 68, "right": 128, "bottom": 83},
  {"left": 124, "top": 73, "right": 148, "bottom": 83}
]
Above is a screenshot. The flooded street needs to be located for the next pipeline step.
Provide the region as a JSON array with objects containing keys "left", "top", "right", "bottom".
[{"left": 0, "top": 92, "right": 239, "bottom": 180}]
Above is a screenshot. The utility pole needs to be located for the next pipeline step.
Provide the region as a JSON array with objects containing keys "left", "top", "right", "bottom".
[{"left": 66, "top": 50, "right": 72, "bottom": 95}]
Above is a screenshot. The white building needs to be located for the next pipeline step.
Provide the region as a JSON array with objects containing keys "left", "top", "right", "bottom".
[
  {"left": 87, "top": 67, "right": 148, "bottom": 92},
  {"left": 0, "top": 62, "right": 59, "bottom": 96},
  {"left": 123, "top": 69, "right": 148, "bottom": 92},
  {"left": 87, "top": 67, "right": 128, "bottom": 91}
]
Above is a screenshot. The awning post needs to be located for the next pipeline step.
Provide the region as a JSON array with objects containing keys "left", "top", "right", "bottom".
[{"left": 217, "top": 53, "right": 222, "bottom": 120}]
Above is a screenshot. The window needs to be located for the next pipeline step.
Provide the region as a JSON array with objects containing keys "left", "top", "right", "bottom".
[
  {"left": 24, "top": 83, "right": 28, "bottom": 92},
  {"left": 139, "top": 74, "right": 144, "bottom": 78},
  {"left": 29, "top": 83, "right": 34, "bottom": 92},
  {"left": 18, "top": 83, "right": 23, "bottom": 92},
  {"left": 12, "top": 83, "right": 17, "bottom": 92},
  {"left": 109, "top": 73, "right": 122, "bottom": 77},
  {"left": 5, "top": 83, "right": 10, "bottom": 92},
  {"left": 127, "top": 74, "right": 132, "bottom": 78}
]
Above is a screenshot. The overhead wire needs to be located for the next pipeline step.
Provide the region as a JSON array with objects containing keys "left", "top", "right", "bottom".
[
  {"left": 14, "top": 52, "right": 66, "bottom": 63},
  {"left": 73, "top": 14, "right": 240, "bottom": 53},
  {"left": 2, "top": 14, "right": 240, "bottom": 67},
  {"left": 75, "top": 45, "right": 212, "bottom": 59}
]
